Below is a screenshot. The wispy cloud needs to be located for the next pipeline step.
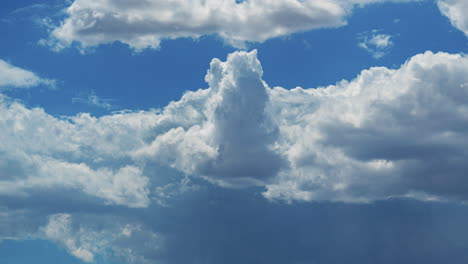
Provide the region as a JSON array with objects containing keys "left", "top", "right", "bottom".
[
  {"left": 358, "top": 30, "right": 394, "bottom": 59},
  {"left": 0, "top": 59, "right": 56, "bottom": 89},
  {"left": 72, "top": 91, "right": 114, "bottom": 110},
  {"left": 2, "top": 2, "right": 66, "bottom": 25}
]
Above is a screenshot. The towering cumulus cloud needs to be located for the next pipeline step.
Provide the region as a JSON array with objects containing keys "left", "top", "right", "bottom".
[
  {"left": 45, "top": 0, "right": 418, "bottom": 50},
  {"left": 136, "top": 51, "right": 284, "bottom": 187},
  {"left": 1, "top": 50, "right": 468, "bottom": 262}
]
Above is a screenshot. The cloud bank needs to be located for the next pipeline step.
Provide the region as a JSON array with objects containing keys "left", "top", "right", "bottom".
[
  {"left": 1, "top": 50, "right": 468, "bottom": 261},
  {"left": 1, "top": 49, "right": 468, "bottom": 205}
]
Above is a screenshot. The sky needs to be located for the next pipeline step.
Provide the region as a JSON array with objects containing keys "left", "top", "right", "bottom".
[{"left": 0, "top": 0, "right": 468, "bottom": 263}]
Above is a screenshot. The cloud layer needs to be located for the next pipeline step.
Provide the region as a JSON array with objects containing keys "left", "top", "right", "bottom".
[{"left": 1, "top": 50, "right": 468, "bottom": 262}]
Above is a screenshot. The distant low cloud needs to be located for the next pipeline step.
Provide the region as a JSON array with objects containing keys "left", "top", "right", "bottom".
[
  {"left": 42, "top": 0, "right": 417, "bottom": 51},
  {"left": 0, "top": 59, "right": 55, "bottom": 89},
  {"left": 1, "top": 50, "right": 468, "bottom": 262},
  {"left": 358, "top": 30, "right": 394, "bottom": 59}
]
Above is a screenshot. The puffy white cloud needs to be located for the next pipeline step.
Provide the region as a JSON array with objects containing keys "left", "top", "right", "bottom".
[
  {"left": 438, "top": 0, "right": 468, "bottom": 37},
  {"left": 265, "top": 51, "right": 468, "bottom": 202},
  {"left": 0, "top": 59, "right": 54, "bottom": 89},
  {"left": 2, "top": 49, "right": 468, "bottom": 205},
  {"left": 133, "top": 50, "right": 468, "bottom": 203},
  {"left": 0, "top": 98, "right": 153, "bottom": 208},
  {"left": 136, "top": 50, "right": 284, "bottom": 187},
  {"left": 44, "top": 0, "right": 415, "bottom": 51},
  {"left": 358, "top": 30, "right": 394, "bottom": 59}
]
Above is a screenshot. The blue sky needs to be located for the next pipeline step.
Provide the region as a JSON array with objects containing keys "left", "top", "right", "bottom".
[{"left": 1, "top": 0, "right": 468, "bottom": 263}]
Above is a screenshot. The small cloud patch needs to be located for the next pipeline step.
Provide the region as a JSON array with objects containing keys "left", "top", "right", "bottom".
[
  {"left": 72, "top": 91, "right": 114, "bottom": 110},
  {"left": 358, "top": 30, "right": 394, "bottom": 59},
  {"left": 0, "top": 59, "right": 56, "bottom": 89}
]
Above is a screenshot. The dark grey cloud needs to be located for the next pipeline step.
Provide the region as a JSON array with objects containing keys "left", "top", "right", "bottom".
[{"left": 7, "top": 185, "right": 468, "bottom": 264}]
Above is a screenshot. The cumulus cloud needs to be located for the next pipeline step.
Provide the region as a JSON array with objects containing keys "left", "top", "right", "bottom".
[
  {"left": 0, "top": 99, "right": 154, "bottom": 208},
  {"left": 358, "top": 30, "right": 394, "bottom": 59},
  {"left": 438, "top": 0, "right": 468, "bottom": 37},
  {"left": 131, "top": 50, "right": 468, "bottom": 204},
  {"left": 265, "top": 51, "right": 468, "bottom": 202},
  {"left": 135, "top": 50, "right": 285, "bottom": 187},
  {"left": 0, "top": 59, "right": 55, "bottom": 89},
  {"left": 43, "top": 0, "right": 415, "bottom": 51},
  {"left": 1, "top": 50, "right": 468, "bottom": 262}
]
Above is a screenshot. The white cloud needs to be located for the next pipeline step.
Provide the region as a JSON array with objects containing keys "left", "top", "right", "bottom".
[
  {"left": 1, "top": 50, "right": 468, "bottom": 262},
  {"left": 43, "top": 214, "right": 95, "bottom": 262},
  {"left": 2, "top": 50, "right": 468, "bottom": 205},
  {"left": 264, "top": 51, "right": 468, "bottom": 202},
  {"left": 438, "top": 0, "right": 468, "bottom": 37},
  {"left": 43, "top": 0, "right": 415, "bottom": 51},
  {"left": 42, "top": 214, "right": 161, "bottom": 263},
  {"left": 0, "top": 99, "right": 153, "bottom": 207},
  {"left": 0, "top": 59, "right": 55, "bottom": 89},
  {"left": 134, "top": 50, "right": 285, "bottom": 188},
  {"left": 132, "top": 50, "right": 468, "bottom": 203},
  {"left": 358, "top": 30, "right": 394, "bottom": 59}
]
